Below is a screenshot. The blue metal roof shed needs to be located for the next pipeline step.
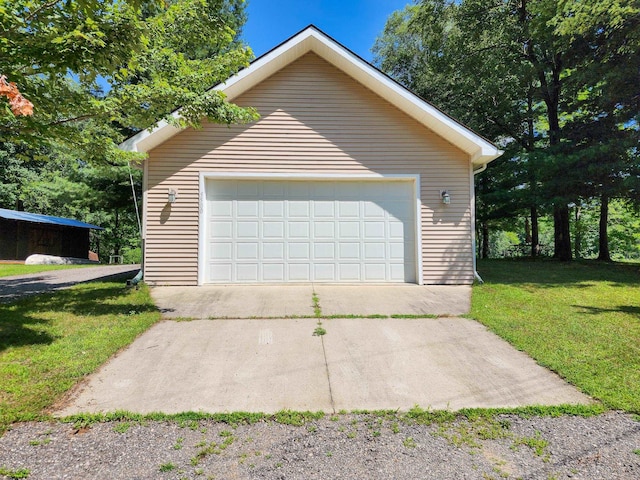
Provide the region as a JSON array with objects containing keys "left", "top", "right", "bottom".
[
  {"left": 0, "top": 208, "right": 103, "bottom": 261},
  {"left": 0, "top": 208, "right": 104, "bottom": 230}
]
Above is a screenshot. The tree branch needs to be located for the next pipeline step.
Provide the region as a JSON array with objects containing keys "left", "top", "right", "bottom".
[
  {"left": 24, "top": 0, "right": 66, "bottom": 23},
  {"left": 47, "top": 114, "right": 98, "bottom": 127}
]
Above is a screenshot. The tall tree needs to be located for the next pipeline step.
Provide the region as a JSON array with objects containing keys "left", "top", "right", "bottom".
[
  {"left": 553, "top": 0, "right": 640, "bottom": 261},
  {"left": 375, "top": 0, "right": 639, "bottom": 261}
]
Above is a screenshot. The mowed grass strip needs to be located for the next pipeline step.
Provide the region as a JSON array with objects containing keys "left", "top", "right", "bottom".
[
  {"left": 0, "top": 278, "right": 161, "bottom": 433},
  {"left": 0, "top": 264, "right": 96, "bottom": 278},
  {"left": 472, "top": 259, "right": 640, "bottom": 413}
]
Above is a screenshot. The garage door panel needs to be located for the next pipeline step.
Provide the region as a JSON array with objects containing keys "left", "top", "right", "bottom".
[
  {"left": 364, "top": 264, "right": 385, "bottom": 281},
  {"left": 289, "top": 264, "right": 310, "bottom": 280},
  {"left": 263, "top": 264, "right": 284, "bottom": 281},
  {"left": 289, "top": 222, "right": 310, "bottom": 238},
  {"left": 288, "top": 242, "right": 310, "bottom": 259},
  {"left": 210, "top": 221, "right": 232, "bottom": 239},
  {"left": 339, "top": 222, "right": 360, "bottom": 238},
  {"left": 211, "top": 242, "right": 232, "bottom": 260},
  {"left": 205, "top": 179, "right": 416, "bottom": 283},
  {"left": 237, "top": 201, "right": 258, "bottom": 217},
  {"left": 314, "top": 243, "right": 335, "bottom": 259},
  {"left": 263, "top": 182, "right": 285, "bottom": 196},
  {"left": 391, "top": 263, "right": 410, "bottom": 281},
  {"left": 263, "top": 201, "right": 284, "bottom": 217},
  {"left": 338, "top": 243, "right": 360, "bottom": 260},
  {"left": 263, "top": 222, "right": 284, "bottom": 238},
  {"left": 211, "top": 200, "right": 233, "bottom": 216},
  {"left": 209, "top": 263, "right": 232, "bottom": 282},
  {"left": 314, "top": 201, "right": 334, "bottom": 217},
  {"left": 236, "top": 222, "right": 258, "bottom": 238},
  {"left": 364, "top": 201, "right": 385, "bottom": 217},
  {"left": 237, "top": 182, "right": 258, "bottom": 197},
  {"left": 288, "top": 201, "right": 310, "bottom": 217},
  {"left": 364, "top": 243, "right": 385, "bottom": 259},
  {"left": 263, "top": 242, "right": 284, "bottom": 259},
  {"left": 364, "top": 222, "right": 385, "bottom": 238},
  {"left": 237, "top": 264, "right": 258, "bottom": 281},
  {"left": 236, "top": 243, "right": 258, "bottom": 260},
  {"left": 314, "top": 264, "right": 335, "bottom": 281},
  {"left": 314, "top": 222, "right": 334, "bottom": 238},
  {"left": 338, "top": 201, "right": 359, "bottom": 217}
]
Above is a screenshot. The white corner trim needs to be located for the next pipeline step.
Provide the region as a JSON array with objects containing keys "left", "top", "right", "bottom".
[
  {"left": 414, "top": 174, "right": 424, "bottom": 285},
  {"left": 197, "top": 172, "right": 207, "bottom": 286}
]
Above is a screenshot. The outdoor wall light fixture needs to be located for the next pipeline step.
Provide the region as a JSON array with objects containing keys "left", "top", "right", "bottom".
[
  {"left": 168, "top": 188, "right": 178, "bottom": 204},
  {"left": 441, "top": 190, "right": 451, "bottom": 205}
]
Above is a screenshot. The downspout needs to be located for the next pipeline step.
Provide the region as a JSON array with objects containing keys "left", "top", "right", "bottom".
[{"left": 472, "top": 163, "right": 488, "bottom": 284}]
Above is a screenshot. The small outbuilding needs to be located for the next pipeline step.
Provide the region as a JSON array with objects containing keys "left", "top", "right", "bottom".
[
  {"left": 121, "top": 26, "right": 502, "bottom": 286},
  {"left": 0, "top": 208, "right": 103, "bottom": 261}
]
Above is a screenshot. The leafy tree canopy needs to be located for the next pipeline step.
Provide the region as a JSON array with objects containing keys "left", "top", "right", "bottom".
[{"left": 0, "top": 0, "right": 258, "bottom": 164}]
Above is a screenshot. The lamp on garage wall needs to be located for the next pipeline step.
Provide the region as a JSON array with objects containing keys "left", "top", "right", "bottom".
[
  {"left": 168, "top": 188, "right": 178, "bottom": 204},
  {"left": 440, "top": 190, "right": 451, "bottom": 205}
]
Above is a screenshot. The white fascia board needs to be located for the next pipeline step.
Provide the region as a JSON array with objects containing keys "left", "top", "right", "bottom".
[{"left": 120, "top": 117, "right": 182, "bottom": 153}]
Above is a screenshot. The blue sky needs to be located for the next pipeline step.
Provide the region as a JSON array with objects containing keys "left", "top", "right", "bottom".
[{"left": 242, "top": 0, "right": 412, "bottom": 62}]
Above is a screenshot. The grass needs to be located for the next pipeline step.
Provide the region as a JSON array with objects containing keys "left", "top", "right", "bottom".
[
  {"left": 472, "top": 259, "right": 640, "bottom": 413},
  {"left": 0, "top": 466, "right": 30, "bottom": 479},
  {"left": 0, "top": 264, "right": 97, "bottom": 278},
  {"left": 0, "top": 276, "right": 161, "bottom": 433}
]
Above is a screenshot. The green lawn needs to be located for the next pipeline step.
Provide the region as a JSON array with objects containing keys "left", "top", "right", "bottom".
[
  {"left": 472, "top": 259, "right": 640, "bottom": 413},
  {"left": 0, "top": 278, "right": 161, "bottom": 433},
  {"left": 0, "top": 264, "right": 96, "bottom": 278}
]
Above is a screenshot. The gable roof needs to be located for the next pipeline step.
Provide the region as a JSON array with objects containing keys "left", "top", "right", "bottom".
[
  {"left": 121, "top": 25, "right": 502, "bottom": 167},
  {"left": 0, "top": 208, "right": 104, "bottom": 230}
]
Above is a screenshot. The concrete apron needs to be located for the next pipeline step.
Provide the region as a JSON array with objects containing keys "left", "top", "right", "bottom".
[
  {"left": 56, "top": 317, "right": 592, "bottom": 416},
  {"left": 150, "top": 284, "right": 473, "bottom": 319}
]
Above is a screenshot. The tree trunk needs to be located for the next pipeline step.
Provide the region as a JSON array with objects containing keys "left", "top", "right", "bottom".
[
  {"left": 114, "top": 209, "right": 121, "bottom": 256},
  {"left": 530, "top": 206, "right": 539, "bottom": 257},
  {"left": 481, "top": 221, "right": 489, "bottom": 259},
  {"left": 574, "top": 205, "right": 582, "bottom": 259},
  {"left": 553, "top": 205, "right": 572, "bottom": 261},
  {"left": 598, "top": 193, "right": 611, "bottom": 261}
]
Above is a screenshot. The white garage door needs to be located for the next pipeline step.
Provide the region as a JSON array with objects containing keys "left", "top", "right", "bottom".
[{"left": 204, "top": 179, "right": 416, "bottom": 283}]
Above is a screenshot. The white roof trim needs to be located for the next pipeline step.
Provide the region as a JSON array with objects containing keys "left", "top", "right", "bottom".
[{"left": 120, "top": 26, "right": 502, "bottom": 165}]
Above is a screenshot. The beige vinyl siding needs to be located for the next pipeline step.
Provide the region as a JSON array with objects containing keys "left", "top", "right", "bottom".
[{"left": 144, "top": 53, "right": 473, "bottom": 285}]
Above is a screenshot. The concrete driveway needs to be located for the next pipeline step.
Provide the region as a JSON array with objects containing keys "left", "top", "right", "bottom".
[
  {"left": 150, "top": 284, "right": 472, "bottom": 318},
  {"left": 57, "top": 315, "right": 591, "bottom": 416}
]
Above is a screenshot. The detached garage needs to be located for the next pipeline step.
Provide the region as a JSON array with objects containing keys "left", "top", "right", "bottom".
[{"left": 122, "top": 26, "right": 502, "bottom": 286}]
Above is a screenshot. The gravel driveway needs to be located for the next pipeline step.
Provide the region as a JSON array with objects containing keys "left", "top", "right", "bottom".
[
  {"left": 0, "top": 412, "right": 638, "bottom": 479},
  {"left": 0, "top": 265, "right": 140, "bottom": 303}
]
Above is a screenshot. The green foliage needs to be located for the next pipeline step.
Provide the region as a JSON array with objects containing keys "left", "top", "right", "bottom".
[{"left": 1, "top": 0, "right": 257, "bottom": 163}]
